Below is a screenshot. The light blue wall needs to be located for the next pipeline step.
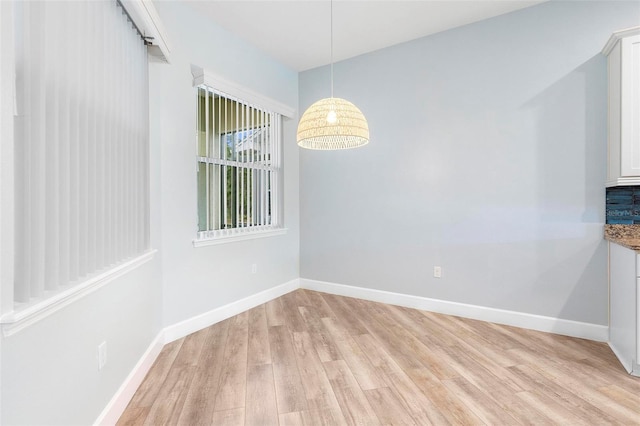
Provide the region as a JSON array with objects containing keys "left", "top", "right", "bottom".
[
  {"left": 299, "top": 1, "right": 640, "bottom": 325},
  {"left": 1, "top": 260, "right": 162, "bottom": 425},
  {"left": 151, "top": 1, "right": 300, "bottom": 327}
]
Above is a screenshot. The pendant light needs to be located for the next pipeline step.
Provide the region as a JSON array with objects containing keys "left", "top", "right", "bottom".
[{"left": 297, "top": 0, "right": 369, "bottom": 150}]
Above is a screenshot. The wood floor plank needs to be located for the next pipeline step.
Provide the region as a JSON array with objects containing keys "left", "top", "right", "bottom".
[
  {"left": 176, "top": 319, "right": 231, "bottom": 425},
  {"left": 298, "top": 306, "right": 342, "bottom": 362},
  {"left": 516, "top": 390, "right": 590, "bottom": 425},
  {"left": 319, "top": 293, "right": 370, "bottom": 335},
  {"left": 119, "top": 290, "right": 640, "bottom": 426},
  {"left": 320, "top": 317, "right": 387, "bottom": 390},
  {"left": 142, "top": 329, "right": 210, "bottom": 425},
  {"left": 323, "top": 360, "right": 380, "bottom": 426},
  {"left": 364, "top": 387, "right": 417, "bottom": 426},
  {"left": 299, "top": 289, "right": 336, "bottom": 319},
  {"left": 116, "top": 407, "right": 149, "bottom": 426},
  {"left": 210, "top": 408, "right": 244, "bottom": 426},
  {"left": 441, "top": 377, "right": 521, "bottom": 425},
  {"left": 355, "top": 333, "right": 450, "bottom": 425},
  {"left": 116, "top": 339, "right": 184, "bottom": 425},
  {"left": 348, "top": 298, "right": 458, "bottom": 380},
  {"left": 265, "top": 297, "right": 286, "bottom": 327},
  {"left": 508, "top": 363, "right": 623, "bottom": 424},
  {"left": 279, "top": 411, "right": 305, "bottom": 425},
  {"left": 418, "top": 383, "right": 485, "bottom": 426},
  {"left": 214, "top": 312, "right": 249, "bottom": 412},
  {"left": 245, "top": 363, "right": 279, "bottom": 426},
  {"left": 247, "top": 304, "right": 271, "bottom": 365},
  {"left": 394, "top": 306, "right": 460, "bottom": 348},
  {"left": 598, "top": 384, "right": 640, "bottom": 416},
  {"left": 578, "top": 357, "right": 640, "bottom": 393},
  {"left": 535, "top": 369, "right": 640, "bottom": 424},
  {"left": 269, "top": 325, "right": 308, "bottom": 413},
  {"left": 291, "top": 331, "right": 347, "bottom": 425},
  {"left": 280, "top": 291, "right": 309, "bottom": 333},
  {"left": 142, "top": 364, "right": 197, "bottom": 426},
  {"left": 300, "top": 408, "right": 341, "bottom": 426},
  {"left": 436, "top": 345, "right": 546, "bottom": 424},
  {"left": 437, "top": 342, "right": 523, "bottom": 397},
  {"left": 432, "top": 314, "right": 523, "bottom": 368}
]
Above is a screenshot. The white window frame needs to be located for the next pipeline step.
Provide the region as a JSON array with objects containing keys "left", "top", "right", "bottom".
[{"left": 192, "top": 67, "right": 294, "bottom": 247}]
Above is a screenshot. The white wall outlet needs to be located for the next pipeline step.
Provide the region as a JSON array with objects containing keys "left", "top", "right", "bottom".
[
  {"left": 434, "top": 266, "right": 442, "bottom": 278},
  {"left": 98, "top": 341, "right": 107, "bottom": 370},
  {"left": 251, "top": 264, "right": 257, "bottom": 274}
]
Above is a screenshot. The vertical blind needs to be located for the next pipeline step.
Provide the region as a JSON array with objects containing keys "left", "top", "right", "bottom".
[
  {"left": 13, "top": 0, "right": 150, "bottom": 304},
  {"left": 195, "top": 87, "right": 281, "bottom": 241}
]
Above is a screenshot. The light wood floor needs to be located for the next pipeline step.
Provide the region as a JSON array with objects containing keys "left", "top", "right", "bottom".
[{"left": 118, "top": 289, "right": 640, "bottom": 425}]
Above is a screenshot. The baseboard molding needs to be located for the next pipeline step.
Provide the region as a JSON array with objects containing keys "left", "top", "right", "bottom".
[
  {"left": 608, "top": 341, "right": 633, "bottom": 374},
  {"left": 95, "top": 278, "right": 300, "bottom": 425},
  {"left": 95, "top": 332, "right": 165, "bottom": 425},
  {"left": 300, "top": 278, "right": 609, "bottom": 342},
  {"left": 163, "top": 278, "right": 300, "bottom": 343}
]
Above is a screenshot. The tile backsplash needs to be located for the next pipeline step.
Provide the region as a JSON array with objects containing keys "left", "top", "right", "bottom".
[{"left": 606, "top": 186, "right": 640, "bottom": 224}]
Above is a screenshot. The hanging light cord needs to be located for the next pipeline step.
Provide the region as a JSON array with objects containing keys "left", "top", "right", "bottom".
[
  {"left": 330, "top": 0, "right": 334, "bottom": 99},
  {"left": 296, "top": 0, "right": 370, "bottom": 149}
]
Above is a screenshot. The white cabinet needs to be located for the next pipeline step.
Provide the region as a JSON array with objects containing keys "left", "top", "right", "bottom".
[
  {"left": 604, "top": 27, "right": 640, "bottom": 187},
  {"left": 609, "top": 242, "right": 640, "bottom": 375}
]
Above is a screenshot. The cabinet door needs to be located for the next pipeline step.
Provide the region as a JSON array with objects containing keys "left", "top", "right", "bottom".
[
  {"left": 620, "top": 34, "right": 640, "bottom": 177},
  {"left": 609, "top": 243, "right": 636, "bottom": 373},
  {"left": 637, "top": 277, "right": 640, "bottom": 369}
]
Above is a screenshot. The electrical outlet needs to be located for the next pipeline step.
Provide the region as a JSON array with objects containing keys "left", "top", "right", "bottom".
[
  {"left": 251, "top": 264, "right": 257, "bottom": 274},
  {"left": 434, "top": 266, "right": 442, "bottom": 278},
  {"left": 98, "top": 341, "right": 107, "bottom": 370}
]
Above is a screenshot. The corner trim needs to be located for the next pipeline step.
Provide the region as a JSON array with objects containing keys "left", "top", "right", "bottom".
[
  {"left": 602, "top": 26, "right": 640, "bottom": 55},
  {"left": 163, "top": 278, "right": 300, "bottom": 343},
  {"left": 300, "top": 278, "right": 609, "bottom": 342},
  {"left": 94, "top": 332, "right": 165, "bottom": 426},
  {"left": 1, "top": 250, "right": 157, "bottom": 337}
]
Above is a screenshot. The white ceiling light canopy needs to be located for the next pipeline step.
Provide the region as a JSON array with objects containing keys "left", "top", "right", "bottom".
[{"left": 297, "top": 0, "right": 369, "bottom": 150}]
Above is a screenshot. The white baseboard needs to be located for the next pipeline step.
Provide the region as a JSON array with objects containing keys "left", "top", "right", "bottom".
[
  {"left": 95, "top": 278, "right": 300, "bottom": 425},
  {"left": 95, "top": 332, "right": 165, "bottom": 426},
  {"left": 608, "top": 341, "right": 633, "bottom": 374},
  {"left": 300, "top": 278, "right": 609, "bottom": 342},
  {"left": 163, "top": 278, "right": 300, "bottom": 343}
]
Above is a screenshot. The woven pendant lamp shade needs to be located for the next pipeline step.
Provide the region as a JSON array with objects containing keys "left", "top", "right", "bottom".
[{"left": 297, "top": 97, "right": 369, "bottom": 150}]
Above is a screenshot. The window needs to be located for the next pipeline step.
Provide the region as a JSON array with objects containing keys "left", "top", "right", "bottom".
[
  {"left": 195, "top": 87, "right": 284, "bottom": 244},
  {"left": 1, "top": 0, "right": 161, "bottom": 333}
]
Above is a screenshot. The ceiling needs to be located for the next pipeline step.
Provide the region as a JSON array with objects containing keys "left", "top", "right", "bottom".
[{"left": 184, "top": 0, "right": 546, "bottom": 71}]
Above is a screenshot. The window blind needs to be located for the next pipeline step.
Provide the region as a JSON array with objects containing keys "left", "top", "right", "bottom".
[
  {"left": 13, "top": 0, "right": 150, "bottom": 304},
  {"left": 195, "top": 87, "right": 282, "bottom": 242}
]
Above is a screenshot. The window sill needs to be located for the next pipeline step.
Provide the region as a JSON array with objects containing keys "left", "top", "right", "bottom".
[
  {"left": 193, "top": 228, "right": 288, "bottom": 247},
  {"left": 0, "top": 250, "right": 157, "bottom": 337}
]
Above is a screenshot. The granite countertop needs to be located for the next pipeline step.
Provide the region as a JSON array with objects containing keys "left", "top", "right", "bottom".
[{"left": 604, "top": 224, "right": 640, "bottom": 251}]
